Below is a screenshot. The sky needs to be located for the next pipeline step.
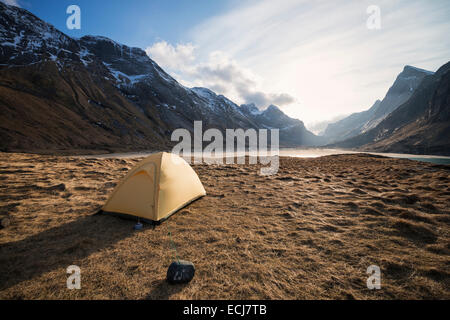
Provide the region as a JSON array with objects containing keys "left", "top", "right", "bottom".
[{"left": 4, "top": 0, "right": 450, "bottom": 129}]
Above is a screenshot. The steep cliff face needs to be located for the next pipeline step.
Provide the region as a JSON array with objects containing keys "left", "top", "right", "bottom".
[
  {"left": 323, "top": 66, "right": 433, "bottom": 143},
  {"left": 333, "top": 62, "right": 450, "bottom": 156},
  {"left": 323, "top": 100, "right": 381, "bottom": 143},
  {"left": 0, "top": 2, "right": 322, "bottom": 153}
]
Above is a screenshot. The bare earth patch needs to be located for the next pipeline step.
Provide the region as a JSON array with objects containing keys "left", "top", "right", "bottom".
[{"left": 0, "top": 152, "right": 449, "bottom": 300}]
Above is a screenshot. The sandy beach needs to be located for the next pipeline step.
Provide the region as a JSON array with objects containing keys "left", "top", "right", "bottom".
[{"left": 0, "top": 152, "right": 449, "bottom": 299}]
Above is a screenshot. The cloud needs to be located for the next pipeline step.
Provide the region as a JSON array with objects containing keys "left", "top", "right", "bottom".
[
  {"left": 236, "top": 87, "right": 295, "bottom": 108},
  {"left": 145, "top": 41, "right": 195, "bottom": 71},
  {"left": 145, "top": 41, "right": 295, "bottom": 109},
  {"left": 1, "top": 0, "right": 20, "bottom": 6}
]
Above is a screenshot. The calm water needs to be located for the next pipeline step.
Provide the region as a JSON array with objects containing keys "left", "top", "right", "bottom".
[
  {"left": 81, "top": 148, "right": 450, "bottom": 165},
  {"left": 279, "top": 148, "right": 450, "bottom": 165},
  {"left": 406, "top": 157, "right": 450, "bottom": 165}
]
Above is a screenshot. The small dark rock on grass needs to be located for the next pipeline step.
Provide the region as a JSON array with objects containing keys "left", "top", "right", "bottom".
[
  {"left": 0, "top": 215, "right": 11, "bottom": 229},
  {"left": 167, "top": 260, "right": 195, "bottom": 284}
]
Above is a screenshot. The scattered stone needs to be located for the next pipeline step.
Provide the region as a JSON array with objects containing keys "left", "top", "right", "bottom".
[
  {"left": 0, "top": 214, "right": 11, "bottom": 229},
  {"left": 166, "top": 260, "right": 195, "bottom": 284}
]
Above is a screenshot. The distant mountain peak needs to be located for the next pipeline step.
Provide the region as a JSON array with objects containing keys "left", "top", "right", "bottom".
[
  {"left": 267, "top": 104, "right": 280, "bottom": 110},
  {"left": 240, "top": 103, "right": 261, "bottom": 116},
  {"left": 264, "top": 105, "right": 283, "bottom": 115},
  {"left": 403, "top": 65, "right": 434, "bottom": 75}
]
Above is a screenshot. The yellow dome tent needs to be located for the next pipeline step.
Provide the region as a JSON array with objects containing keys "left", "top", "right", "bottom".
[{"left": 102, "top": 152, "right": 206, "bottom": 222}]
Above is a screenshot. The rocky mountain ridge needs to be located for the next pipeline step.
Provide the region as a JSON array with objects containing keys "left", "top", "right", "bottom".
[{"left": 0, "top": 2, "right": 322, "bottom": 154}]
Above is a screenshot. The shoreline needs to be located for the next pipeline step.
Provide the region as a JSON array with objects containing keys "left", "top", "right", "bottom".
[
  {"left": 3, "top": 147, "right": 450, "bottom": 160},
  {"left": 56, "top": 149, "right": 450, "bottom": 165},
  {"left": 3, "top": 149, "right": 448, "bottom": 163}
]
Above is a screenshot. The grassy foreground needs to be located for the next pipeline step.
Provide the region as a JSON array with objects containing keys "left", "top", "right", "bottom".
[{"left": 0, "top": 153, "right": 449, "bottom": 299}]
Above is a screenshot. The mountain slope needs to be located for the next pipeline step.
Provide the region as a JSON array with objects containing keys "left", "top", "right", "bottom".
[
  {"left": 323, "top": 99, "right": 381, "bottom": 143},
  {"left": 323, "top": 66, "right": 432, "bottom": 143},
  {"left": 0, "top": 2, "right": 321, "bottom": 153},
  {"left": 333, "top": 61, "right": 450, "bottom": 155},
  {"left": 240, "top": 104, "right": 325, "bottom": 146}
]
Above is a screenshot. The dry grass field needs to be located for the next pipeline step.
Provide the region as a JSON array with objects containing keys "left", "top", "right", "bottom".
[{"left": 0, "top": 152, "right": 449, "bottom": 300}]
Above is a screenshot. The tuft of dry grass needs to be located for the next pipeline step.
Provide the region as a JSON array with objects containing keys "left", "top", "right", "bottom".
[{"left": 0, "top": 152, "right": 449, "bottom": 300}]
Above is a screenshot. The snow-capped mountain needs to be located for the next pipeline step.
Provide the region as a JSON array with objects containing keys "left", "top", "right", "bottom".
[
  {"left": 0, "top": 2, "right": 322, "bottom": 153},
  {"left": 240, "top": 104, "right": 326, "bottom": 146},
  {"left": 0, "top": 3, "right": 79, "bottom": 66},
  {"left": 323, "top": 65, "right": 433, "bottom": 143}
]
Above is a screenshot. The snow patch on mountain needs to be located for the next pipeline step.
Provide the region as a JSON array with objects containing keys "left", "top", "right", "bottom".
[
  {"left": 102, "top": 62, "right": 148, "bottom": 85},
  {"left": 240, "top": 103, "right": 262, "bottom": 115}
]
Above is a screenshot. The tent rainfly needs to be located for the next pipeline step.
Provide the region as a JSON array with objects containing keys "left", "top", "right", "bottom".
[{"left": 102, "top": 152, "right": 206, "bottom": 222}]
